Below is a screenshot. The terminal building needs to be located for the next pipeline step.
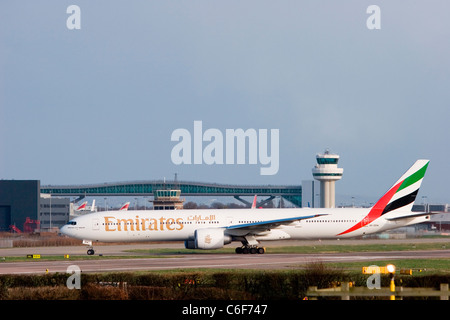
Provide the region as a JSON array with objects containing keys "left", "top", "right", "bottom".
[
  {"left": 301, "top": 180, "right": 320, "bottom": 208},
  {"left": 0, "top": 180, "right": 40, "bottom": 232},
  {"left": 0, "top": 179, "right": 303, "bottom": 232},
  {"left": 152, "top": 189, "right": 185, "bottom": 210},
  {"left": 39, "top": 194, "right": 70, "bottom": 231},
  {"left": 0, "top": 180, "right": 70, "bottom": 232}
]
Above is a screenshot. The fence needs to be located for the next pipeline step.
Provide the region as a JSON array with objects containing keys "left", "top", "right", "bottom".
[{"left": 307, "top": 282, "right": 449, "bottom": 300}]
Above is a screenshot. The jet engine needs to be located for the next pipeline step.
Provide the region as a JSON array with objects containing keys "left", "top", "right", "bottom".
[{"left": 184, "top": 228, "right": 232, "bottom": 249}]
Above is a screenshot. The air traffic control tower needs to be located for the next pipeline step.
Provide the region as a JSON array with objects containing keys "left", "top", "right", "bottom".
[{"left": 312, "top": 150, "right": 343, "bottom": 208}]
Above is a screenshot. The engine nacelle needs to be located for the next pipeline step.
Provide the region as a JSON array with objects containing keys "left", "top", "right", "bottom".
[{"left": 186, "top": 228, "right": 231, "bottom": 250}]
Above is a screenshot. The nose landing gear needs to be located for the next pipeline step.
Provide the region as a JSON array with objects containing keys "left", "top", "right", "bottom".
[{"left": 83, "top": 240, "right": 95, "bottom": 255}]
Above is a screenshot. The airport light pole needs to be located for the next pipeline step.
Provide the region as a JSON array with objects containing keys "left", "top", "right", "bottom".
[
  {"left": 386, "top": 264, "right": 396, "bottom": 300},
  {"left": 49, "top": 192, "right": 52, "bottom": 230}
]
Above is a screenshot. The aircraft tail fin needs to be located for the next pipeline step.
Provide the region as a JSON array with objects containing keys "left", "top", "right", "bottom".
[
  {"left": 377, "top": 159, "right": 429, "bottom": 215},
  {"left": 76, "top": 201, "right": 87, "bottom": 211},
  {"left": 338, "top": 159, "right": 429, "bottom": 236},
  {"left": 251, "top": 195, "right": 257, "bottom": 209},
  {"left": 120, "top": 202, "right": 130, "bottom": 211}
]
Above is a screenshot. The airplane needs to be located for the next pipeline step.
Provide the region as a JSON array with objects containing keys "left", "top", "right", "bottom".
[
  {"left": 75, "top": 201, "right": 88, "bottom": 211},
  {"left": 71, "top": 200, "right": 96, "bottom": 218},
  {"left": 251, "top": 195, "right": 257, "bottom": 209},
  {"left": 90, "top": 199, "right": 96, "bottom": 212},
  {"left": 60, "top": 159, "right": 432, "bottom": 255},
  {"left": 119, "top": 202, "right": 130, "bottom": 211}
]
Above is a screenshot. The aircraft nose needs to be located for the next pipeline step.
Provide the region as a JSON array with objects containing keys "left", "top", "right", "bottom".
[
  {"left": 60, "top": 225, "right": 74, "bottom": 237},
  {"left": 60, "top": 225, "right": 68, "bottom": 235}
]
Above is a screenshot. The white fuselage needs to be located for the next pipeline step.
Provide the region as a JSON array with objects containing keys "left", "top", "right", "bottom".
[{"left": 60, "top": 207, "right": 428, "bottom": 244}]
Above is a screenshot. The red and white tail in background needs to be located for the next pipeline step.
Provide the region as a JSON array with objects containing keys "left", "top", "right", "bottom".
[
  {"left": 74, "top": 200, "right": 96, "bottom": 213},
  {"left": 251, "top": 195, "right": 257, "bottom": 209},
  {"left": 119, "top": 202, "right": 130, "bottom": 211},
  {"left": 76, "top": 201, "right": 88, "bottom": 211}
]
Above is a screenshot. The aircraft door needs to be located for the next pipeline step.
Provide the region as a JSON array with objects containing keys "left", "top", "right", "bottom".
[{"left": 92, "top": 218, "right": 100, "bottom": 230}]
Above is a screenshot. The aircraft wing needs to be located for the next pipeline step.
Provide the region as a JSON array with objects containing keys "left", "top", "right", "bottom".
[{"left": 225, "top": 213, "right": 328, "bottom": 233}]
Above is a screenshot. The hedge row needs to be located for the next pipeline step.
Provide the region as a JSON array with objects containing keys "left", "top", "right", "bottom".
[{"left": 1, "top": 265, "right": 449, "bottom": 300}]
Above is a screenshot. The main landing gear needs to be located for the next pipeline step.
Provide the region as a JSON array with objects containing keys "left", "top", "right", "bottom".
[
  {"left": 235, "top": 235, "right": 265, "bottom": 254},
  {"left": 235, "top": 246, "right": 266, "bottom": 254}
]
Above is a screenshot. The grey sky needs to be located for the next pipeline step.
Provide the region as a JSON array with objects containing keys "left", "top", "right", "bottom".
[{"left": 1, "top": 1, "right": 449, "bottom": 204}]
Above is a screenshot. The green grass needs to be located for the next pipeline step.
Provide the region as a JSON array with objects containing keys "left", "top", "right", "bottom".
[
  {"left": 321, "top": 259, "right": 450, "bottom": 275},
  {"left": 123, "top": 258, "right": 450, "bottom": 276}
]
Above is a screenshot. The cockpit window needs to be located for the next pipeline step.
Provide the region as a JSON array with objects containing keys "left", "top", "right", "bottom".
[{"left": 67, "top": 221, "right": 77, "bottom": 226}]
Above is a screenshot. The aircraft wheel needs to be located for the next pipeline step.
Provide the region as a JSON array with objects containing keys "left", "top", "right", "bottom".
[
  {"left": 87, "top": 249, "right": 95, "bottom": 255},
  {"left": 236, "top": 246, "right": 265, "bottom": 254}
]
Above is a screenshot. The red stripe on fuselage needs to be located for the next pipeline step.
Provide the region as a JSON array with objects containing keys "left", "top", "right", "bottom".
[{"left": 337, "top": 180, "right": 403, "bottom": 236}]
